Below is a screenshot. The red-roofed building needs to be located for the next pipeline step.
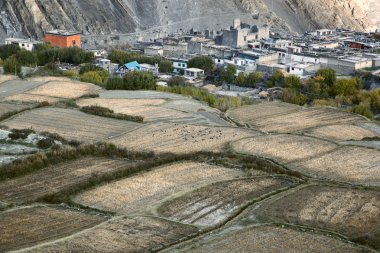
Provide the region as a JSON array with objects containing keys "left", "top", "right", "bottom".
[{"left": 44, "top": 30, "right": 81, "bottom": 48}]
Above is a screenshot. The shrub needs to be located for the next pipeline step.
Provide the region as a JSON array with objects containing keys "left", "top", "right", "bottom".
[
  {"left": 37, "top": 138, "right": 55, "bottom": 149},
  {"left": 80, "top": 105, "right": 143, "bottom": 122},
  {"left": 80, "top": 71, "right": 103, "bottom": 85},
  {"left": 188, "top": 56, "right": 214, "bottom": 72},
  {"left": 3, "top": 56, "right": 21, "bottom": 75},
  {"left": 106, "top": 71, "right": 156, "bottom": 90},
  {"left": 167, "top": 76, "right": 186, "bottom": 87},
  {"left": 284, "top": 75, "right": 302, "bottom": 89},
  {"left": 9, "top": 129, "right": 35, "bottom": 140},
  {"left": 159, "top": 60, "right": 173, "bottom": 73},
  {"left": 79, "top": 64, "right": 104, "bottom": 75},
  {"left": 282, "top": 88, "right": 307, "bottom": 106},
  {"left": 350, "top": 102, "right": 373, "bottom": 119},
  {"left": 221, "top": 64, "right": 237, "bottom": 84}
]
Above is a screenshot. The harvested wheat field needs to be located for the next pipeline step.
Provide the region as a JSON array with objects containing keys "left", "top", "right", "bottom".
[
  {"left": 252, "top": 107, "right": 367, "bottom": 133},
  {"left": 226, "top": 102, "right": 301, "bottom": 125},
  {"left": 77, "top": 98, "right": 167, "bottom": 108},
  {"left": 28, "top": 76, "right": 76, "bottom": 83},
  {"left": 2, "top": 107, "right": 140, "bottom": 142},
  {"left": 158, "top": 177, "right": 295, "bottom": 227},
  {"left": 99, "top": 90, "right": 187, "bottom": 100},
  {"left": 26, "top": 81, "right": 101, "bottom": 99},
  {"left": 231, "top": 134, "right": 338, "bottom": 163},
  {"left": 0, "top": 75, "right": 17, "bottom": 84},
  {"left": 0, "top": 79, "right": 44, "bottom": 99},
  {"left": 111, "top": 122, "right": 258, "bottom": 154},
  {"left": 4, "top": 94, "right": 60, "bottom": 104},
  {"left": 164, "top": 225, "right": 370, "bottom": 253},
  {"left": 0, "top": 158, "right": 138, "bottom": 205},
  {"left": 73, "top": 161, "right": 246, "bottom": 214},
  {"left": 0, "top": 205, "right": 106, "bottom": 252},
  {"left": 21, "top": 216, "right": 198, "bottom": 253},
  {"left": 0, "top": 102, "right": 35, "bottom": 117},
  {"left": 162, "top": 99, "right": 217, "bottom": 113},
  {"left": 252, "top": 185, "right": 380, "bottom": 249},
  {"left": 289, "top": 146, "right": 380, "bottom": 186},
  {"left": 307, "top": 124, "right": 378, "bottom": 141}
]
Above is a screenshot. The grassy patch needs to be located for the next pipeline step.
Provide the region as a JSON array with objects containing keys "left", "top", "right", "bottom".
[{"left": 80, "top": 105, "right": 143, "bottom": 123}]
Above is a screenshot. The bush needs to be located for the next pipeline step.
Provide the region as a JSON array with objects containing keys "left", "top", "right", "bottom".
[
  {"left": 9, "top": 129, "right": 35, "bottom": 140},
  {"left": 159, "top": 60, "right": 173, "bottom": 73},
  {"left": 167, "top": 76, "right": 186, "bottom": 87},
  {"left": 37, "top": 138, "right": 55, "bottom": 149},
  {"left": 3, "top": 56, "right": 21, "bottom": 75},
  {"left": 79, "top": 64, "right": 104, "bottom": 75},
  {"left": 350, "top": 102, "right": 373, "bottom": 119},
  {"left": 106, "top": 71, "right": 156, "bottom": 90},
  {"left": 284, "top": 75, "right": 302, "bottom": 89},
  {"left": 80, "top": 71, "right": 103, "bottom": 85},
  {"left": 221, "top": 64, "right": 237, "bottom": 84},
  {"left": 80, "top": 105, "right": 144, "bottom": 122},
  {"left": 267, "top": 70, "right": 284, "bottom": 88},
  {"left": 188, "top": 56, "right": 214, "bottom": 72},
  {"left": 282, "top": 88, "right": 307, "bottom": 106}
]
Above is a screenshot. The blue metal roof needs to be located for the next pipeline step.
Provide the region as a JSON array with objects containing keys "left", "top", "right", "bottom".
[{"left": 124, "top": 61, "right": 141, "bottom": 70}]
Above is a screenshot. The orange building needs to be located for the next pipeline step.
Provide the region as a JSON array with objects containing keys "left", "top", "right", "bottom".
[{"left": 44, "top": 30, "right": 81, "bottom": 48}]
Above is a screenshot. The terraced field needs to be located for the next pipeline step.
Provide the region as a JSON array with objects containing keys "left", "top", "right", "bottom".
[
  {"left": 22, "top": 216, "right": 198, "bottom": 253},
  {"left": 99, "top": 90, "right": 188, "bottom": 100},
  {"left": 307, "top": 124, "right": 378, "bottom": 141},
  {"left": 0, "top": 102, "right": 35, "bottom": 118},
  {"left": 289, "top": 146, "right": 380, "bottom": 186},
  {"left": 77, "top": 95, "right": 226, "bottom": 125},
  {"left": 0, "top": 158, "right": 138, "bottom": 205},
  {"left": 231, "top": 134, "right": 338, "bottom": 163},
  {"left": 251, "top": 185, "right": 380, "bottom": 249},
  {"left": 2, "top": 107, "right": 140, "bottom": 142},
  {"left": 158, "top": 177, "right": 295, "bottom": 227},
  {"left": 4, "top": 94, "right": 61, "bottom": 104},
  {"left": 25, "top": 80, "right": 101, "bottom": 99},
  {"left": 0, "top": 206, "right": 106, "bottom": 252},
  {"left": 0, "top": 75, "right": 17, "bottom": 84},
  {"left": 112, "top": 122, "right": 258, "bottom": 154},
  {"left": 0, "top": 79, "right": 44, "bottom": 99},
  {"left": 164, "top": 225, "right": 370, "bottom": 253},
  {"left": 73, "top": 162, "right": 246, "bottom": 214},
  {"left": 226, "top": 102, "right": 301, "bottom": 125},
  {"left": 252, "top": 107, "right": 367, "bottom": 133}
]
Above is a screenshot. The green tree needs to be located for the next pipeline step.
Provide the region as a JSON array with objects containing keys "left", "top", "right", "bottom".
[
  {"left": 304, "top": 78, "right": 321, "bottom": 100},
  {"left": 158, "top": 60, "right": 173, "bottom": 73},
  {"left": 284, "top": 75, "right": 302, "bottom": 89},
  {"left": 79, "top": 64, "right": 104, "bottom": 75},
  {"left": 188, "top": 56, "right": 214, "bottom": 72},
  {"left": 0, "top": 58, "right": 3, "bottom": 67},
  {"left": 245, "top": 71, "right": 263, "bottom": 88},
  {"left": 332, "top": 78, "right": 361, "bottom": 97},
  {"left": 3, "top": 56, "right": 21, "bottom": 75},
  {"left": 267, "top": 70, "right": 284, "bottom": 88},
  {"left": 167, "top": 76, "right": 186, "bottom": 87},
  {"left": 80, "top": 71, "right": 103, "bottom": 85},
  {"left": 124, "top": 71, "right": 156, "bottom": 90},
  {"left": 236, "top": 72, "right": 246, "bottom": 86},
  {"left": 315, "top": 68, "right": 336, "bottom": 88},
  {"left": 282, "top": 88, "right": 307, "bottom": 106},
  {"left": 221, "top": 64, "right": 237, "bottom": 84},
  {"left": 16, "top": 49, "right": 38, "bottom": 67},
  {"left": 350, "top": 102, "right": 373, "bottom": 119},
  {"left": 0, "top": 44, "right": 20, "bottom": 60}
]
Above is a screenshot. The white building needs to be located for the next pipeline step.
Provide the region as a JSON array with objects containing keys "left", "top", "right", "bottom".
[
  {"left": 5, "top": 38, "right": 41, "bottom": 51},
  {"left": 96, "top": 58, "right": 119, "bottom": 73},
  {"left": 184, "top": 68, "right": 204, "bottom": 79},
  {"left": 170, "top": 58, "right": 188, "bottom": 74},
  {"left": 144, "top": 46, "right": 164, "bottom": 56}
]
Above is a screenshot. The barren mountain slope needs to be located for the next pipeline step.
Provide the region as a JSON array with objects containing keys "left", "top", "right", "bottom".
[{"left": 0, "top": 0, "right": 378, "bottom": 43}]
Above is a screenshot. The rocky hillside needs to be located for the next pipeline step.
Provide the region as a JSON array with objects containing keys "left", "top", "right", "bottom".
[{"left": 0, "top": 0, "right": 378, "bottom": 43}]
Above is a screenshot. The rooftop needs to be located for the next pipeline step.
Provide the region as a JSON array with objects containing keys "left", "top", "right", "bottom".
[
  {"left": 45, "top": 30, "right": 81, "bottom": 36},
  {"left": 5, "top": 38, "right": 41, "bottom": 44}
]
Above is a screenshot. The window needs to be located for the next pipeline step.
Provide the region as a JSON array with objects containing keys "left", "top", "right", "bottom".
[
  {"left": 72, "top": 40, "right": 76, "bottom": 46},
  {"left": 292, "top": 68, "right": 294, "bottom": 70},
  {"left": 22, "top": 44, "right": 25, "bottom": 46}
]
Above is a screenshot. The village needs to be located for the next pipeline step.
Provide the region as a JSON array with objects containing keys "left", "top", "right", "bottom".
[{"left": 1, "top": 18, "right": 380, "bottom": 114}]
